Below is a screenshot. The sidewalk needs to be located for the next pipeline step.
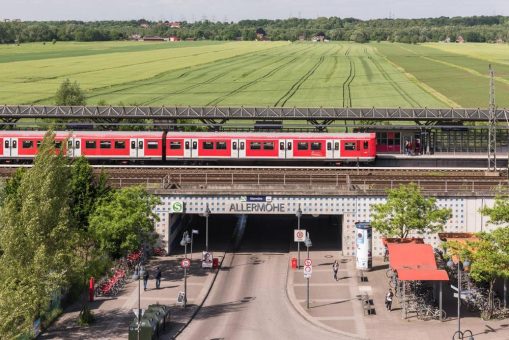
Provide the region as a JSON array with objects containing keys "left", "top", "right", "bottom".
[
  {"left": 286, "top": 253, "right": 509, "bottom": 340},
  {"left": 40, "top": 252, "right": 224, "bottom": 339}
]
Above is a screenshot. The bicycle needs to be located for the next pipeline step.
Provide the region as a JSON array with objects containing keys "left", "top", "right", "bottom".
[{"left": 417, "top": 306, "right": 446, "bottom": 321}]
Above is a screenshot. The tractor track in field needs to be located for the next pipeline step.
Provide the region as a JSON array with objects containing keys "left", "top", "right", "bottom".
[
  {"left": 342, "top": 48, "right": 355, "bottom": 107},
  {"left": 369, "top": 55, "right": 421, "bottom": 107},
  {"left": 274, "top": 56, "right": 325, "bottom": 107},
  {"left": 205, "top": 55, "right": 299, "bottom": 106}
]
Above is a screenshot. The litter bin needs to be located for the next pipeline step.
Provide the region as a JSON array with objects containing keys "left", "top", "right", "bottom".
[
  {"left": 213, "top": 258, "right": 219, "bottom": 269},
  {"left": 147, "top": 304, "right": 170, "bottom": 331},
  {"left": 128, "top": 317, "right": 157, "bottom": 340},
  {"left": 291, "top": 257, "right": 297, "bottom": 269}
]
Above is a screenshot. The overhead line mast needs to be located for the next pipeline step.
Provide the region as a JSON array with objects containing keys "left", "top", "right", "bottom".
[{"left": 488, "top": 64, "right": 496, "bottom": 171}]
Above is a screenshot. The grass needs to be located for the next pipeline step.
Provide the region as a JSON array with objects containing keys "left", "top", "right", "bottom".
[{"left": 0, "top": 40, "right": 505, "bottom": 108}]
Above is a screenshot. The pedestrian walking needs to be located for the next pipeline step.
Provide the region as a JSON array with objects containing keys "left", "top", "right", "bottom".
[
  {"left": 143, "top": 269, "right": 149, "bottom": 291},
  {"left": 383, "top": 246, "right": 389, "bottom": 262},
  {"left": 385, "top": 289, "right": 394, "bottom": 311},
  {"left": 155, "top": 266, "right": 162, "bottom": 289},
  {"left": 332, "top": 260, "right": 339, "bottom": 281}
]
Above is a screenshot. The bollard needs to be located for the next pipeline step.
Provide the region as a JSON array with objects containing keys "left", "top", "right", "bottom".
[
  {"left": 89, "top": 277, "right": 95, "bottom": 302},
  {"left": 291, "top": 257, "right": 297, "bottom": 269}
]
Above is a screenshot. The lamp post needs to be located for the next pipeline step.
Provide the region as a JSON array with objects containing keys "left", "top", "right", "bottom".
[
  {"left": 304, "top": 232, "right": 312, "bottom": 310},
  {"left": 203, "top": 204, "right": 211, "bottom": 252},
  {"left": 180, "top": 231, "right": 191, "bottom": 308},
  {"left": 137, "top": 265, "right": 141, "bottom": 340},
  {"left": 447, "top": 258, "right": 474, "bottom": 340},
  {"left": 296, "top": 205, "right": 302, "bottom": 269}
]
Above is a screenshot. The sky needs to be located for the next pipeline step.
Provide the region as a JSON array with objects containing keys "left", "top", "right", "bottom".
[{"left": 1, "top": 0, "right": 508, "bottom": 22}]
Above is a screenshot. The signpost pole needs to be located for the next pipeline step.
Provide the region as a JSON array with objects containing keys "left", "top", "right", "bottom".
[
  {"left": 184, "top": 242, "right": 188, "bottom": 308},
  {"left": 306, "top": 243, "right": 310, "bottom": 309},
  {"left": 296, "top": 205, "right": 302, "bottom": 269},
  {"left": 138, "top": 267, "right": 141, "bottom": 340}
]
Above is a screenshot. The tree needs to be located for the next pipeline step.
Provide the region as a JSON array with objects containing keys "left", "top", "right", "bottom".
[
  {"left": 89, "top": 186, "right": 160, "bottom": 258},
  {"left": 70, "top": 157, "right": 96, "bottom": 230},
  {"left": 371, "top": 183, "right": 452, "bottom": 238},
  {"left": 480, "top": 195, "right": 509, "bottom": 224},
  {"left": 55, "top": 78, "right": 86, "bottom": 106},
  {"left": 0, "top": 130, "right": 78, "bottom": 338}
]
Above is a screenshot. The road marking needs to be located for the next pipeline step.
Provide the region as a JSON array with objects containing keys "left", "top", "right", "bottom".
[
  {"left": 293, "top": 283, "right": 350, "bottom": 287},
  {"left": 315, "top": 316, "right": 357, "bottom": 321}
]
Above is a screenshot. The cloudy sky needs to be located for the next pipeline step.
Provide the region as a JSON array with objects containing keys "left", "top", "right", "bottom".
[{"left": 1, "top": 0, "right": 508, "bottom": 21}]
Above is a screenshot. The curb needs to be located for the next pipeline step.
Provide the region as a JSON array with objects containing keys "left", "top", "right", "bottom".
[
  {"left": 284, "top": 253, "right": 368, "bottom": 340},
  {"left": 170, "top": 250, "right": 228, "bottom": 339}
]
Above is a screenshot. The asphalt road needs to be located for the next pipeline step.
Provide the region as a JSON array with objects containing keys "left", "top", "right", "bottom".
[{"left": 178, "top": 215, "right": 344, "bottom": 340}]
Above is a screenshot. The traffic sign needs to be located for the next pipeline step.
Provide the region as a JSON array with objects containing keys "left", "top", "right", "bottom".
[
  {"left": 294, "top": 229, "right": 307, "bottom": 242},
  {"left": 181, "top": 258, "right": 191, "bottom": 268},
  {"left": 303, "top": 264, "right": 312, "bottom": 278},
  {"left": 132, "top": 308, "right": 145, "bottom": 320},
  {"left": 304, "top": 258, "right": 312, "bottom": 266}
]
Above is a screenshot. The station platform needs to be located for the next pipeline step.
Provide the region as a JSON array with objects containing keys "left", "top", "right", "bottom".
[{"left": 376, "top": 153, "right": 508, "bottom": 168}]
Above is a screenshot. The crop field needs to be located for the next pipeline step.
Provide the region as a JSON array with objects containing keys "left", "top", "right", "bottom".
[{"left": 1, "top": 40, "right": 508, "bottom": 107}]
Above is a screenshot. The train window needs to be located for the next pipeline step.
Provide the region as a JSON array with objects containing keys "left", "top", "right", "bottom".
[
  {"left": 115, "top": 141, "right": 126, "bottom": 149},
  {"left": 364, "top": 141, "right": 369, "bottom": 149},
  {"left": 250, "top": 142, "right": 261, "bottom": 150},
  {"left": 263, "top": 142, "right": 274, "bottom": 150},
  {"left": 232, "top": 142, "right": 237, "bottom": 150},
  {"left": 311, "top": 142, "right": 321, "bottom": 150},
  {"left": 335, "top": 142, "right": 339, "bottom": 151},
  {"left": 147, "top": 141, "right": 159, "bottom": 149},
  {"left": 22, "top": 140, "right": 33, "bottom": 149},
  {"left": 203, "top": 141, "right": 214, "bottom": 150},
  {"left": 280, "top": 142, "right": 284, "bottom": 151},
  {"left": 287, "top": 142, "right": 292, "bottom": 150},
  {"left": 297, "top": 142, "right": 308, "bottom": 150},
  {"left": 240, "top": 142, "right": 245, "bottom": 150},
  {"left": 192, "top": 141, "right": 197, "bottom": 150},
  {"left": 138, "top": 141, "right": 143, "bottom": 149},
  {"left": 170, "top": 141, "right": 181, "bottom": 150},
  {"left": 185, "top": 141, "right": 190, "bottom": 150},
  {"left": 131, "top": 141, "right": 136, "bottom": 149},
  {"left": 86, "top": 141, "right": 96, "bottom": 149},
  {"left": 216, "top": 141, "right": 227, "bottom": 150},
  {"left": 100, "top": 141, "right": 111, "bottom": 149},
  {"left": 344, "top": 142, "right": 356, "bottom": 151},
  {"left": 12, "top": 140, "right": 17, "bottom": 149},
  {"left": 75, "top": 141, "right": 80, "bottom": 149},
  {"left": 54, "top": 141, "right": 61, "bottom": 149},
  {"left": 4, "top": 140, "right": 9, "bottom": 148},
  {"left": 327, "top": 142, "right": 332, "bottom": 151}
]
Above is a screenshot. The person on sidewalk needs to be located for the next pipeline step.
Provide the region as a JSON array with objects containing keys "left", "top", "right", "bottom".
[
  {"left": 332, "top": 260, "right": 339, "bottom": 281},
  {"left": 385, "top": 289, "right": 394, "bottom": 311},
  {"left": 155, "top": 266, "right": 162, "bottom": 289},
  {"left": 143, "top": 269, "right": 149, "bottom": 291}
]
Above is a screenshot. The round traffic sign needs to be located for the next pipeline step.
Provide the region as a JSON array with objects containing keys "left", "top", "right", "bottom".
[
  {"left": 297, "top": 231, "right": 304, "bottom": 239},
  {"left": 304, "top": 265, "right": 312, "bottom": 273},
  {"left": 304, "top": 259, "right": 312, "bottom": 266},
  {"left": 181, "top": 258, "right": 191, "bottom": 268}
]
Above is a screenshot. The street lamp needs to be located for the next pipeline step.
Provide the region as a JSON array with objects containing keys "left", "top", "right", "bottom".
[
  {"left": 202, "top": 204, "right": 211, "bottom": 252},
  {"left": 304, "top": 232, "right": 312, "bottom": 310},
  {"left": 447, "top": 258, "right": 474, "bottom": 340},
  {"left": 180, "top": 231, "right": 191, "bottom": 308},
  {"left": 296, "top": 205, "right": 302, "bottom": 269}
]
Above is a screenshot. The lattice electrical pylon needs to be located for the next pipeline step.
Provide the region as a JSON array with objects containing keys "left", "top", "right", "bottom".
[{"left": 488, "top": 64, "right": 497, "bottom": 171}]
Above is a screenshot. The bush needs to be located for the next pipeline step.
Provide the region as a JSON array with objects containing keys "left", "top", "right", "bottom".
[
  {"left": 55, "top": 79, "right": 86, "bottom": 106},
  {"left": 78, "top": 305, "right": 95, "bottom": 326}
]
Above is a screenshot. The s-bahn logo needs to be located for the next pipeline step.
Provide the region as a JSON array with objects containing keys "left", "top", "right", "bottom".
[{"left": 170, "top": 201, "right": 184, "bottom": 213}]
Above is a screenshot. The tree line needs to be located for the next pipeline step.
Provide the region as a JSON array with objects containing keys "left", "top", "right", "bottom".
[{"left": 1, "top": 16, "right": 509, "bottom": 44}]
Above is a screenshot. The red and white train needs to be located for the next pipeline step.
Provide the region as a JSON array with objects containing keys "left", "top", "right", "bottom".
[{"left": 0, "top": 131, "right": 376, "bottom": 163}]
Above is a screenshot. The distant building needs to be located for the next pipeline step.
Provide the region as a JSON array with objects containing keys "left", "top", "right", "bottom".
[
  {"left": 456, "top": 35, "right": 465, "bottom": 43},
  {"left": 256, "top": 28, "right": 266, "bottom": 41},
  {"left": 313, "top": 32, "right": 326, "bottom": 42},
  {"left": 170, "top": 21, "right": 182, "bottom": 28},
  {"left": 130, "top": 34, "right": 142, "bottom": 41},
  {"left": 169, "top": 36, "right": 181, "bottom": 42}
]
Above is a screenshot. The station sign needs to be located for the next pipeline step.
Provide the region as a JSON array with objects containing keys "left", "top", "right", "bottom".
[
  {"left": 169, "top": 201, "right": 184, "bottom": 213},
  {"left": 240, "top": 195, "right": 272, "bottom": 202},
  {"left": 294, "top": 229, "right": 307, "bottom": 242}
]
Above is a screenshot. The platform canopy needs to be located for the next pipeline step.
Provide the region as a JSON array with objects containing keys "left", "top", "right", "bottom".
[{"left": 388, "top": 243, "right": 449, "bottom": 281}]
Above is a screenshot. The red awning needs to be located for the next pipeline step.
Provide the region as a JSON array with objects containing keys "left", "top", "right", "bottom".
[{"left": 387, "top": 243, "right": 449, "bottom": 281}]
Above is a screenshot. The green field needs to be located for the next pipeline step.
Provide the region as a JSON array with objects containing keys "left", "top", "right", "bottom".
[{"left": 1, "top": 41, "right": 508, "bottom": 107}]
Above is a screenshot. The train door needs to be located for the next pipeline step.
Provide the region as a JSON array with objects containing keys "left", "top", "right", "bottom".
[
  {"left": 137, "top": 139, "right": 145, "bottom": 158},
  {"left": 326, "top": 139, "right": 334, "bottom": 159},
  {"left": 183, "top": 138, "right": 192, "bottom": 159},
  {"left": 333, "top": 140, "right": 340, "bottom": 159},
  {"left": 286, "top": 140, "right": 293, "bottom": 159},
  {"left": 238, "top": 139, "right": 246, "bottom": 159},
  {"left": 191, "top": 139, "right": 198, "bottom": 159},
  {"left": 74, "top": 138, "right": 82, "bottom": 157},
  {"left": 66, "top": 139, "right": 74, "bottom": 158},
  {"left": 130, "top": 138, "right": 138, "bottom": 158},
  {"left": 231, "top": 139, "right": 240, "bottom": 159},
  {"left": 4, "top": 138, "right": 18, "bottom": 157},
  {"left": 278, "top": 139, "right": 286, "bottom": 159}
]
